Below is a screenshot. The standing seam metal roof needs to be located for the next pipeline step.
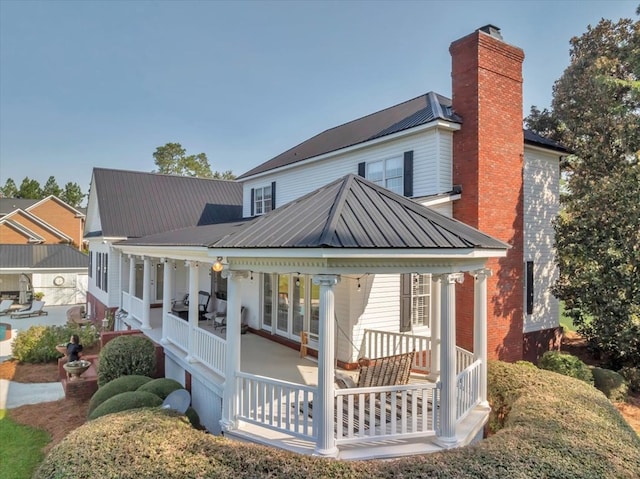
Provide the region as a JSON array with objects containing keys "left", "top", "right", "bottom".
[
  {"left": 0, "top": 244, "right": 88, "bottom": 269},
  {"left": 91, "top": 168, "right": 243, "bottom": 238},
  {"left": 213, "top": 174, "right": 509, "bottom": 250}
]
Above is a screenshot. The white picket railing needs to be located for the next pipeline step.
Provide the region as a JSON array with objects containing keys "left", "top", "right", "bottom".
[
  {"left": 235, "top": 372, "right": 316, "bottom": 441},
  {"left": 334, "top": 382, "right": 438, "bottom": 444},
  {"left": 193, "top": 327, "right": 226, "bottom": 377},
  {"left": 361, "top": 329, "right": 432, "bottom": 374},
  {"left": 129, "top": 295, "right": 144, "bottom": 322},
  {"left": 456, "top": 359, "right": 481, "bottom": 422},
  {"left": 121, "top": 292, "right": 131, "bottom": 315},
  {"left": 456, "top": 346, "right": 475, "bottom": 374},
  {"left": 165, "top": 313, "right": 189, "bottom": 351}
]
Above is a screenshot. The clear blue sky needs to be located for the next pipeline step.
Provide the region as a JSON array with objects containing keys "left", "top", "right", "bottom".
[{"left": 0, "top": 0, "right": 636, "bottom": 196}]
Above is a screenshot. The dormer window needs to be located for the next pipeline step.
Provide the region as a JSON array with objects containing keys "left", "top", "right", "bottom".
[{"left": 251, "top": 182, "right": 276, "bottom": 216}]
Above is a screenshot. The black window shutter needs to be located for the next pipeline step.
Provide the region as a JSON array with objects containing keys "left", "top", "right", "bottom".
[
  {"left": 271, "top": 181, "right": 276, "bottom": 210},
  {"left": 403, "top": 151, "right": 413, "bottom": 197},
  {"left": 358, "top": 162, "right": 366, "bottom": 178},
  {"left": 400, "top": 274, "right": 412, "bottom": 332},
  {"left": 526, "top": 261, "right": 534, "bottom": 315},
  {"left": 250, "top": 188, "right": 255, "bottom": 216}
]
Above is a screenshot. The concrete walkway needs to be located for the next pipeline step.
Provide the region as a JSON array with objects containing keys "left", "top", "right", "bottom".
[{"left": 0, "top": 305, "right": 75, "bottom": 409}]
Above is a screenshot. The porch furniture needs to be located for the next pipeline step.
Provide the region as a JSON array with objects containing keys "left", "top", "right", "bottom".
[
  {"left": 67, "top": 305, "right": 92, "bottom": 327},
  {"left": 171, "top": 291, "right": 211, "bottom": 320},
  {"left": 334, "top": 351, "right": 415, "bottom": 389},
  {"left": 10, "top": 300, "right": 48, "bottom": 318},
  {"left": 0, "top": 299, "right": 14, "bottom": 315}
]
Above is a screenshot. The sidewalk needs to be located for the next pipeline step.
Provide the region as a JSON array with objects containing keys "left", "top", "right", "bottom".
[{"left": 0, "top": 305, "right": 75, "bottom": 409}]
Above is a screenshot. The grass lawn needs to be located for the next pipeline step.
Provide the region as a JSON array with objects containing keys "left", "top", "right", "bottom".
[
  {"left": 0, "top": 410, "right": 50, "bottom": 479},
  {"left": 559, "top": 301, "right": 576, "bottom": 332}
]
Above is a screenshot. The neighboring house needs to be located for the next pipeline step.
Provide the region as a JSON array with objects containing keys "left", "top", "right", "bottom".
[
  {"left": 84, "top": 26, "right": 566, "bottom": 459},
  {"left": 0, "top": 244, "right": 88, "bottom": 305},
  {"left": 0, "top": 196, "right": 87, "bottom": 305}
]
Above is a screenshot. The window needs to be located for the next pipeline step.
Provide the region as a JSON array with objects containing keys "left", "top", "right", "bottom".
[
  {"left": 411, "top": 274, "right": 431, "bottom": 328},
  {"left": 88, "top": 252, "right": 93, "bottom": 278},
  {"left": 254, "top": 185, "right": 273, "bottom": 215},
  {"left": 96, "top": 252, "right": 108, "bottom": 293},
  {"left": 526, "top": 261, "right": 534, "bottom": 315},
  {"left": 367, "top": 157, "right": 404, "bottom": 195}
]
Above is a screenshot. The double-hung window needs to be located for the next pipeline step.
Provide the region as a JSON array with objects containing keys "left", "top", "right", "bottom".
[
  {"left": 411, "top": 273, "right": 431, "bottom": 328},
  {"left": 252, "top": 184, "right": 274, "bottom": 216},
  {"left": 367, "top": 157, "right": 404, "bottom": 195}
]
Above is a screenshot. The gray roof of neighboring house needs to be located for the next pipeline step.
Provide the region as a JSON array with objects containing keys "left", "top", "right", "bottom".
[
  {"left": 0, "top": 198, "right": 38, "bottom": 216},
  {"left": 215, "top": 174, "right": 509, "bottom": 250},
  {"left": 238, "top": 92, "right": 461, "bottom": 179},
  {"left": 90, "top": 168, "right": 243, "bottom": 238},
  {"left": 0, "top": 244, "right": 88, "bottom": 269},
  {"left": 238, "top": 91, "right": 567, "bottom": 180}
]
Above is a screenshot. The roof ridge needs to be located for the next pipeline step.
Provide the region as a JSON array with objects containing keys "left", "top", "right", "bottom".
[
  {"left": 93, "top": 167, "right": 238, "bottom": 184},
  {"left": 318, "top": 174, "right": 356, "bottom": 245}
]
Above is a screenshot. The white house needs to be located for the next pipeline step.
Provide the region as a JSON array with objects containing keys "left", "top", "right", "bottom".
[{"left": 84, "top": 25, "right": 565, "bottom": 460}]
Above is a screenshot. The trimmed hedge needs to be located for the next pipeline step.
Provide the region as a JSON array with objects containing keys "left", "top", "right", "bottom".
[
  {"left": 538, "top": 350, "right": 594, "bottom": 384},
  {"left": 137, "top": 378, "right": 184, "bottom": 400},
  {"left": 97, "top": 335, "right": 156, "bottom": 386},
  {"left": 87, "top": 375, "right": 153, "bottom": 416},
  {"left": 620, "top": 366, "right": 640, "bottom": 393},
  {"left": 35, "top": 362, "right": 640, "bottom": 479},
  {"left": 88, "top": 391, "right": 163, "bottom": 421},
  {"left": 12, "top": 325, "right": 98, "bottom": 363},
  {"left": 592, "top": 367, "right": 628, "bottom": 402}
]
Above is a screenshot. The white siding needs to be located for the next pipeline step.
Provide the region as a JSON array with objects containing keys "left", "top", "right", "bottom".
[
  {"left": 87, "top": 241, "right": 110, "bottom": 308},
  {"left": 32, "top": 272, "right": 87, "bottom": 306},
  {"left": 438, "top": 130, "right": 453, "bottom": 191},
  {"left": 242, "top": 128, "right": 452, "bottom": 217},
  {"left": 523, "top": 147, "right": 561, "bottom": 333},
  {"left": 84, "top": 181, "right": 102, "bottom": 234}
]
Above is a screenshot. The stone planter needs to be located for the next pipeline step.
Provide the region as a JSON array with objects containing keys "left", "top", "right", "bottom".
[
  {"left": 63, "top": 360, "right": 91, "bottom": 381},
  {"left": 56, "top": 344, "right": 67, "bottom": 356}
]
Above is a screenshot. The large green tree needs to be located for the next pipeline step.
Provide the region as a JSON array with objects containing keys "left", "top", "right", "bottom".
[
  {"left": 152, "top": 142, "right": 235, "bottom": 179},
  {"left": 0, "top": 176, "right": 84, "bottom": 207},
  {"left": 527, "top": 15, "right": 639, "bottom": 367},
  {"left": 59, "top": 182, "right": 85, "bottom": 208},
  {"left": 42, "top": 176, "right": 62, "bottom": 198},
  {"left": 0, "top": 178, "right": 18, "bottom": 198},
  {"left": 17, "top": 177, "right": 42, "bottom": 199}
]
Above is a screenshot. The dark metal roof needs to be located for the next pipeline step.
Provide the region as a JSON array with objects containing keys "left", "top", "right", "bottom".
[
  {"left": 524, "top": 129, "right": 568, "bottom": 153},
  {"left": 0, "top": 198, "right": 38, "bottom": 216},
  {"left": 119, "top": 219, "right": 254, "bottom": 247},
  {"left": 214, "top": 174, "right": 509, "bottom": 250},
  {"left": 90, "top": 168, "right": 243, "bottom": 238},
  {"left": 0, "top": 244, "right": 88, "bottom": 269},
  {"left": 238, "top": 92, "right": 461, "bottom": 179}
]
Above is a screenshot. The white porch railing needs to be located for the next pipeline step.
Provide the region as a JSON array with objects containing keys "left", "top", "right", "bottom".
[
  {"left": 335, "top": 382, "right": 438, "bottom": 445},
  {"left": 456, "top": 346, "right": 475, "bottom": 374},
  {"left": 121, "top": 291, "right": 131, "bottom": 315},
  {"left": 193, "top": 327, "right": 226, "bottom": 377},
  {"left": 129, "top": 295, "right": 144, "bottom": 321},
  {"left": 361, "top": 329, "right": 432, "bottom": 374},
  {"left": 455, "top": 359, "right": 481, "bottom": 423},
  {"left": 235, "top": 372, "right": 317, "bottom": 441},
  {"left": 165, "top": 313, "right": 189, "bottom": 351}
]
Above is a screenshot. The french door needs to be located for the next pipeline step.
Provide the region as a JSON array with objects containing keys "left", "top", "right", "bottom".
[{"left": 262, "top": 273, "right": 319, "bottom": 343}]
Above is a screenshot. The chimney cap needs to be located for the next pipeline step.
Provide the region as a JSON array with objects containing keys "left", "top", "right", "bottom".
[{"left": 477, "top": 24, "right": 503, "bottom": 40}]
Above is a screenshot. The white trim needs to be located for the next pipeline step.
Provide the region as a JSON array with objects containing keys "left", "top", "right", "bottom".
[
  {"left": 417, "top": 193, "right": 461, "bottom": 207},
  {"left": 26, "top": 195, "right": 85, "bottom": 218},
  {"left": 0, "top": 209, "right": 73, "bottom": 241},
  {"left": 1, "top": 219, "right": 46, "bottom": 242},
  {"left": 240, "top": 120, "right": 461, "bottom": 181}
]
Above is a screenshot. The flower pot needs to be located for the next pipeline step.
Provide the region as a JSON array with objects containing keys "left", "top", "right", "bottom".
[
  {"left": 63, "top": 360, "right": 91, "bottom": 380},
  {"left": 56, "top": 344, "right": 67, "bottom": 356}
]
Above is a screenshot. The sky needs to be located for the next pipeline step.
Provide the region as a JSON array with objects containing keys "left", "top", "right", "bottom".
[{"left": 0, "top": 0, "right": 636, "bottom": 197}]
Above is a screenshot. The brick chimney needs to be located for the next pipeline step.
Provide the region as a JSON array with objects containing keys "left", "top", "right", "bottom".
[{"left": 450, "top": 25, "right": 525, "bottom": 362}]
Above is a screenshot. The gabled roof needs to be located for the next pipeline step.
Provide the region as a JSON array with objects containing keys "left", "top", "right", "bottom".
[
  {"left": 238, "top": 92, "right": 461, "bottom": 179},
  {"left": 1, "top": 220, "right": 46, "bottom": 242},
  {"left": 214, "top": 174, "right": 509, "bottom": 250},
  {"left": 524, "top": 129, "right": 568, "bottom": 153},
  {"left": 0, "top": 244, "right": 87, "bottom": 269},
  {"left": 27, "top": 195, "right": 86, "bottom": 217},
  {"left": 0, "top": 209, "right": 73, "bottom": 242},
  {"left": 89, "top": 168, "right": 243, "bottom": 239},
  {"left": 0, "top": 198, "right": 38, "bottom": 216}
]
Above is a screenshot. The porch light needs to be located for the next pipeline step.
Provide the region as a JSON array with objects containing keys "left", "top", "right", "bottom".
[{"left": 212, "top": 257, "right": 224, "bottom": 273}]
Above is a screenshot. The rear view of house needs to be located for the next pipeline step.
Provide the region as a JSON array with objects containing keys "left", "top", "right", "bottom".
[{"left": 84, "top": 25, "right": 565, "bottom": 459}]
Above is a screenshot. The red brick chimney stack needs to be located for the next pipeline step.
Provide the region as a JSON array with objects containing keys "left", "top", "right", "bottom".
[{"left": 450, "top": 25, "right": 525, "bottom": 362}]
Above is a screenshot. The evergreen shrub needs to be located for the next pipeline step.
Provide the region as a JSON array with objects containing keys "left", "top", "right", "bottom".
[
  {"left": 537, "top": 350, "right": 594, "bottom": 384},
  {"left": 592, "top": 367, "right": 628, "bottom": 401},
  {"left": 137, "top": 378, "right": 184, "bottom": 400},
  {"left": 88, "top": 375, "right": 153, "bottom": 416},
  {"left": 88, "top": 391, "right": 162, "bottom": 420},
  {"left": 12, "top": 325, "right": 98, "bottom": 363},
  {"left": 97, "top": 335, "right": 156, "bottom": 386}
]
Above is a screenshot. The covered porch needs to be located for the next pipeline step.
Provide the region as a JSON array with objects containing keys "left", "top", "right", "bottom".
[{"left": 111, "top": 175, "right": 508, "bottom": 459}]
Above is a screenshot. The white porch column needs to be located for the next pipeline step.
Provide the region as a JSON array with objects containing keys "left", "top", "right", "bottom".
[
  {"left": 161, "top": 259, "right": 173, "bottom": 344},
  {"left": 128, "top": 255, "right": 136, "bottom": 299},
  {"left": 118, "top": 252, "right": 125, "bottom": 309},
  {"left": 185, "top": 261, "right": 199, "bottom": 363},
  {"left": 473, "top": 268, "right": 492, "bottom": 407},
  {"left": 312, "top": 274, "right": 340, "bottom": 457},
  {"left": 437, "top": 272, "right": 463, "bottom": 447},
  {"left": 141, "top": 256, "right": 151, "bottom": 330},
  {"left": 220, "top": 270, "right": 248, "bottom": 432},
  {"left": 430, "top": 275, "right": 441, "bottom": 379}
]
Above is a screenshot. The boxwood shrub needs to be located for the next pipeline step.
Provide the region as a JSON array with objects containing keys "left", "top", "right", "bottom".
[
  {"left": 88, "top": 391, "right": 163, "bottom": 421},
  {"left": 592, "top": 367, "right": 628, "bottom": 402},
  {"left": 88, "top": 375, "right": 153, "bottom": 416},
  {"left": 620, "top": 366, "right": 640, "bottom": 393},
  {"left": 35, "top": 362, "right": 640, "bottom": 479},
  {"left": 137, "top": 378, "right": 184, "bottom": 400},
  {"left": 12, "top": 325, "right": 98, "bottom": 363},
  {"left": 97, "top": 335, "right": 156, "bottom": 386},
  {"left": 537, "top": 350, "right": 594, "bottom": 384}
]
